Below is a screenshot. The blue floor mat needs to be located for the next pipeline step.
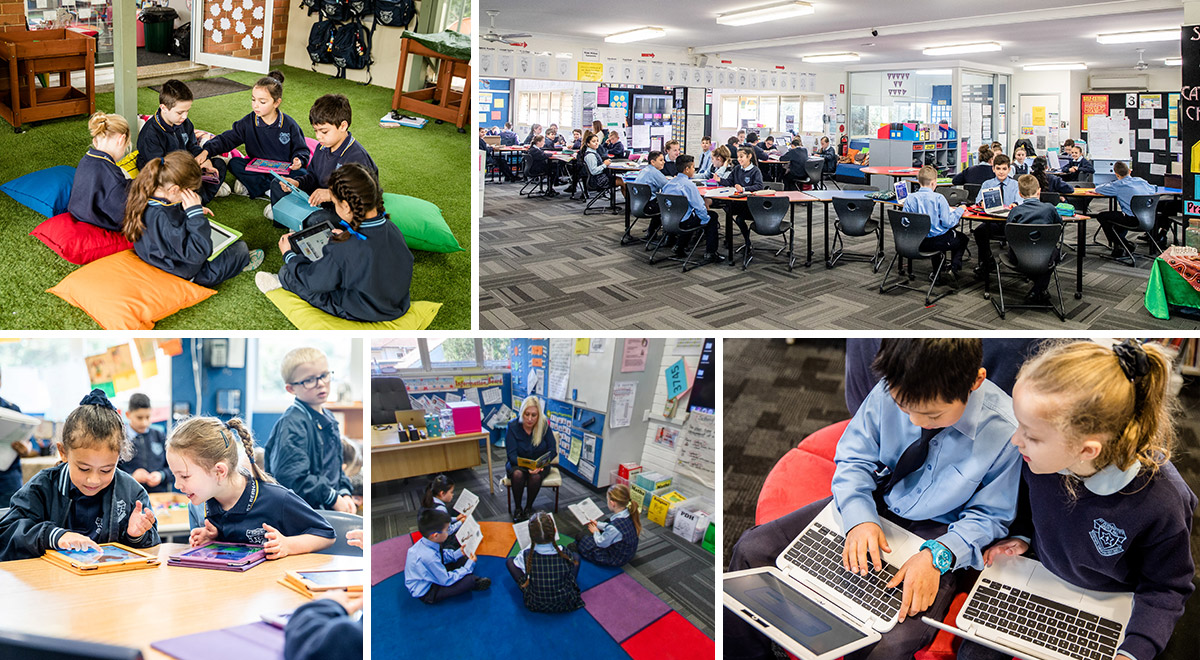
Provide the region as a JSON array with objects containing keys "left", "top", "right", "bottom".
[{"left": 373, "top": 556, "right": 628, "bottom": 658}]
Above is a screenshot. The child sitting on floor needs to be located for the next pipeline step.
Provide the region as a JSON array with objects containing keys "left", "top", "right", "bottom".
[
  {"left": 405, "top": 508, "right": 491, "bottom": 604},
  {"left": 507, "top": 512, "right": 584, "bottom": 613},
  {"left": 571, "top": 484, "right": 640, "bottom": 567},
  {"left": 68, "top": 112, "right": 132, "bottom": 232}
]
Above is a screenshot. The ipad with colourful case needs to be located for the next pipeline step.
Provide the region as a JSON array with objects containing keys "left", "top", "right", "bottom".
[
  {"left": 245, "top": 158, "right": 292, "bottom": 175},
  {"left": 208, "top": 219, "right": 243, "bottom": 261},
  {"left": 43, "top": 543, "right": 160, "bottom": 575},
  {"left": 168, "top": 542, "right": 266, "bottom": 571}
]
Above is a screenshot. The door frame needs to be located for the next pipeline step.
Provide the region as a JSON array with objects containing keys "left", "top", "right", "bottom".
[{"left": 191, "top": 0, "right": 275, "bottom": 74}]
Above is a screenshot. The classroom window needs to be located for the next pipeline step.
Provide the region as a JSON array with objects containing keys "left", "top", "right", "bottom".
[
  {"left": 253, "top": 338, "right": 355, "bottom": 410},
  {"left": 437, "top": 0, "right": 472, "bottom": 35},
  {"left": 428, "top": 338, "right": 480, "bottom": 370},
  {"left": 737, "top": 96, "right": 759, "bottom": 127},
  {"left": 481, "top": 339, "right": 512, "bottom": 370},
  {"left": 802, "top": 98, "right": 824, "bottom": 133},
  {"left": 779, "top": 98, "right": 800, "bottom": 134},
  {"left": 372, "top": 339, "right": 422, "bottom": 373},
  {"left": 372, "top": 340, "right": 513, "bottom": 374},
  {"left": 516, "top": 90, "right": 573, "bottom": 130},
  {"left": 720, "top": 96, "right": 739, "bottom": 129}
]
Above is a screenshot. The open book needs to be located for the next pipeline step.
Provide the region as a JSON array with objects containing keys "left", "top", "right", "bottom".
[
  {"left": 513, "top": 513, "right": 557, "bottom": 553},
  {"left": 567, "top": 498, "right": 605, "bottom": 526},
  {"left": 455, "top": 515, "right": 482, "bottom": 557},
  {"left": 454, "top": 488, "right": 480, "bottom": 518},
  {"left": 516, "top": 451, "right": 552, "bottom": 470},
  {"left": 0, "top": 406, "right": 38, "bottom": 472}
]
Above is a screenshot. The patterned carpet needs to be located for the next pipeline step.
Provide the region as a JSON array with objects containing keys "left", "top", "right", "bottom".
[
  {"left": 721, "top": 338, "right": 1200, "bottom": 579},
  {"left": 372, "top": 443, "right": 715, "bottom": 637},
  {"left": 479, "top": 181, "right": 1200, "bottom": 330}
]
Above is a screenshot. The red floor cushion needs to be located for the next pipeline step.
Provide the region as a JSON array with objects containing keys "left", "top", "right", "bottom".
[{"left": 755, "top": 419, "right": 850, "bottom": 525}]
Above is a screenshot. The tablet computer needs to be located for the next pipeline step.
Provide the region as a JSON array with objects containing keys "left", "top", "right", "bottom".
[
  {"left": 288, "top": 221, "right": 336, "bottom": 261},
  {"left": 245, "top": 158, "right": 292, "bottom": 175},
  {"left": 208, "top": 219, "right": 243, "bottom": 261},
  {"left": 285, "top": 568, "right": 364, "bottom": 592},
  {"left": 43, "top": 543, "right": 160, "bottom": 575},
  {"left": 168, "top": 542, "right": 267, "bottom": 571}
]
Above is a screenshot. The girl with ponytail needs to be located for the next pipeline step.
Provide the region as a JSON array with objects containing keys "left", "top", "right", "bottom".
[
  {"left": 165, "top": 416, "right": 334, "bottom": 559},
  {"left": 958, "top": 340, "right": 1197, "bottom": 660},
  {"left": 125, "top": 151, "right": 263, "bottom": 286},
  {"left": 571, "top": 484, "right": 641, "bottom": 568},
  {"left": 419, "top": 474, "right": 465, "bottom": 549},
  {"left": 258, "top": 162, "right": 414, "bottom": 322},
  {"left": 68, "top": 112, "right": 132, "bottom": 232},
  {"left": 507, "top": 511, "right": 585, "bottom": 613}
]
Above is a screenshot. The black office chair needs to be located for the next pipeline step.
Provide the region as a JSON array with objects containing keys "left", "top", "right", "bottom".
[
  {"left": 830, "top": 197, "right": 884, "bottom": 271},
  {"left": 622, "top": 182, "right": 660, "bottom": 246},
  {"left": 880, "top": 209, "right": 957, "bottom": 306},
  {"left": 803, "top": 159, "right": 825, "bottom": 190},
  {"left": 316, "top": 510, "right": 365, "bottom": 556},
  {"left": 0, "top": 631, "right": 142, "bottom": 659},
  {"left": 744, "top": 195, "right": 795, "bottom": 271},
  {"left": 985, "top": 223, "right": 1066, "bottom": 321},
  {"left": 964, "top": 183, "right": 982, "bottom": 203},
  {"left": 370, "top": 376, "right": 411, "bottom": 426},
  {"left": 935, "top": 186, "right": 969, "bottom": 207},
  {"left": 581, "top": 169, "right": 613, "bottom": 215},
  {"left": 519, "top": 155, "right": 551, "bottom": 198},
  {"left": 1108, "top": 194, "right": 1162, "bottom": 267},
  {"left": 650, "top": 193, "right": 706, "bottom": 272}
]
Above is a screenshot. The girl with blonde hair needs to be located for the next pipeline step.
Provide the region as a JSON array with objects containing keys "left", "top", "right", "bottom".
[
  {"left": 504, "top": 396, "right": 556, "bottom": 522},
  {"left": 68, "top": 112, "right": 132, "bottom": 232}
]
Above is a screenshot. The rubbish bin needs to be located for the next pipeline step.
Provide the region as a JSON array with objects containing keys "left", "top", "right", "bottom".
[{"left": 140, "top": 7, "right": 178, "bottom": 54}]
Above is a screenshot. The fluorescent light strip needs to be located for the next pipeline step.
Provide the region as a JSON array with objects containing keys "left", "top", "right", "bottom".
[
  {"left": 914, "top": 69, "right": 952, "bottom": 75},
  {"left": 717, "top": 1, "right": 814, "bottom": 27},
  {"left": 1023, "top": 63, "right": 1087, "bottom": 71},
  {"left": 1096, "top": 29, "right": 1178, "bottom": 44},
  {"left": 922, "top": 42, "right": 1001, "bottom": 56},
  {"left": 802, "top": 52, "right": 860, "bottom": 63},
  {"left": 604, "top": 27, "right": 666, "bottom": 43},
  {"left": 1165, "top": 58, "right": 1182, "bottom": 66}
]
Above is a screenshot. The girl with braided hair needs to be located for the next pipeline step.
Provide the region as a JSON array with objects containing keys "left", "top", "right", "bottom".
[
  {"left": 0, "top": 389, "right": 159, "bottom": 561},
  {"left": 258, "top": 162, "right": 414, "bottom": 322},
  {"left": 506, "top": 511, "right": 585, "bottom": 613},
  {"left": 166, "top": 416, "right": 334, "bottom": 559}
]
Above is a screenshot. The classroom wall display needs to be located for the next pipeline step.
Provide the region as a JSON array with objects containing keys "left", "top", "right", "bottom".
[
  {"left": 675, "top": 411, "right": 715, "bottom": 488},
  {"left": 510, "top": 339, "right": 549, "bottom": 403},
  {"left": 1082, "top": 91, "right": 1176, "bottom": 185},
  {"left": 1183, "top": 25, "right": 1200, "bottom": 214}
]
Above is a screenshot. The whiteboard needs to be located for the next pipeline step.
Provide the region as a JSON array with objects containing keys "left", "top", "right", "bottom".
[
  {"left": 568, "top": 341, "right": 613, "bottom": 413},
  {"left": 1087, "top": 114, "right": 1131, "bottom": 161}
]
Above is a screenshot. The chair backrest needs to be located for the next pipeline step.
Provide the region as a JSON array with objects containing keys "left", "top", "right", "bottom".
[
  {"left": 317, "top": 510, "right": 365, "bottom": 556},
  {"left": 1039, "top": 192, "right": 1062, "bottom": 205},
  {"left": 803, "top": 158, "right": 823, "bottom": 182},
  {"left": 0, "top": 630, "right": 143, "bottom": 659},
  {"left": 832, "top": 197, "right": 876, "bottom": 235},
  {"left": 1129, "top": 194, "right": 1161, "bottom": 233},
  {"left": 1004, "top": 223, "right": 1063, "bottom": 276},
  {"left": 371, "top": 376, "right": 411, "bottom": 426},
  {"left": 935, "top": 186, "right": 968, "bottom": 207},
  {"left": 656, "top": 193, "right": 692, "bottom": 234},
  {"left": 964, "top": 183, "right": 982, "bottom": 202},
  {"left": 626, "top": 182, "right": 656, "bottom": 218},
  {"left": 747, "top": 195, "right": 789, "bottom": 235},
  {"left": 522, "top": 153, "right": 533, "bottom": 176},
  {"left": 887, "top": 209, "right": 934, "bottom": 258},
  {"left": 764, "top": 181, "right": 785, "bottom": 191}
]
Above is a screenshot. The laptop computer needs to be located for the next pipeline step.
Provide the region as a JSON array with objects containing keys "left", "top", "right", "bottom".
[
  {"left": 979, "top": 186, "right": 1011, "bottom": 217},
  {"left": 922, "top": 553, "right": 1133, "bottom": 660},
  {"left": 724, "top": 500, "right": 926, "bottom": 660}
]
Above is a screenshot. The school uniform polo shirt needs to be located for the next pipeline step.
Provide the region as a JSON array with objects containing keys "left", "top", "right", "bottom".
[
  {"left": 204, "top": 111, "right": 309, "bottom": 166},
  {"left": 204, "top": 478, "right": 334, "bottom": 546},
  {"left": 979, "top": 176, "right": 1019, "bottom": 206},
  {"left": 295, "top": 133, "right": 377, "bottom": 194}
]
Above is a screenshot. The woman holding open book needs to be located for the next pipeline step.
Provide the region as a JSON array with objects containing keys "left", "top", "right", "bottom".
[{"left": 505, "top": 397, "right": 558, "bottom": 524}]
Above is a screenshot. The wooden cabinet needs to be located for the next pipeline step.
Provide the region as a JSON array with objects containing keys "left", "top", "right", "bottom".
[{"left": 0, "top": 28, "right": 96, "bottom": 131}]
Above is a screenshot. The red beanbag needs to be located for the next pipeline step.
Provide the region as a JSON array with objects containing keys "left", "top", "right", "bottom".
[{"left": 30, "top": 212, "right": 133, "bottom": 265}]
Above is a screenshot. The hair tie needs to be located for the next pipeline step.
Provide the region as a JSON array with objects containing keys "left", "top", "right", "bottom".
[
  {"left": 219, "top": 428, "right": 232, "bottom": 448},
  {"left": 339, "top": 220, "right": 367, "bottom": 241},
  {"left": 79, "top": 388, "right": 116, "bottom": 410},
  {"left": 160, "top": 156, "right": 166, "bottom": 165},
  {"left": 1112, "top": 340, "right": 1150, "bottom": 383}
]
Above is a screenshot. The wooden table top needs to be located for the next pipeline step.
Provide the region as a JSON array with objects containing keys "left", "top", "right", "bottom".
[
  {"left": 0, "top": 543, "right": 362, "bottom": 659},
  {"left": 861, "top": 166, "right": 921, "bottom": 176},
  {"left": 370, "top": 424, "right": 488, "bottom": 451}
]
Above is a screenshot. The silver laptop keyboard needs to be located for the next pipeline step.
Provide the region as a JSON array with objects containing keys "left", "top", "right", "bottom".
[
  {"left": 782, "top": 522, "right": 904, "bottom": 621},
  {"left": 963, "top": 578, "right": 1123, "bottom": 660}
]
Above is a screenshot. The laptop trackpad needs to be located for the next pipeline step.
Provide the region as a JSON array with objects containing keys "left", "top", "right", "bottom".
[{"left": 726, "top": 572, "right": 869, "bottom": 655}]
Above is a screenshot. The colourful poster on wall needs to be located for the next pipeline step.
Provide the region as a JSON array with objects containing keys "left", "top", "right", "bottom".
[
  {"left": 133, "top": 338, "right": 158, "bottom": 378},
  {"left": 85, "top": 352, "right": 116, "bottom": 397},
  {"left": 577, "top": 62, "right": 603, "bottom": 82},
  {"left": 665, "top": 359, "right": 688, "bottom": 400},
  {"left": 1182, "top": 26, "right": 1200, "bottom": 214},
  {"left": 1081, "top": 95, "right": 1109, "bottom": 132},
  {"left": 1031, "top": 106, "right": 1046, "bottom": 127}
]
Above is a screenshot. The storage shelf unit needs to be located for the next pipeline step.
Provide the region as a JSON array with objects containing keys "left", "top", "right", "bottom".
[{"left": 867, "top": 137, "right": 959, "bottom": 188}]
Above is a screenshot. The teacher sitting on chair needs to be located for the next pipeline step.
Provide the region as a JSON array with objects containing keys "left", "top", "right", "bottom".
[{"left": 506, "top": 396, "right": 557, "bottom": 523}]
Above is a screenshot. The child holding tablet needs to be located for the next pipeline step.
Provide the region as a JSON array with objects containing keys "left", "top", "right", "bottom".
[
  {"left": 0, "top": 390, "right": 159, "bottom": 561},
  {"left": 68, "top": 112, "right": 132, "bottom": 232},
  {"left": 137, "top": 79, "right": 230, "bottom": 203},
  {"left": 958, "top": 340, "right": 1197, "bottom": 660},
  {"left": 166, "top": 416, "right": 334, "bottom": 558}
]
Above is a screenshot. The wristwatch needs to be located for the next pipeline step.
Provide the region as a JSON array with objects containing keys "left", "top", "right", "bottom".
[{"left": 920, "top": 540, "right": 954, "bottom": 574}]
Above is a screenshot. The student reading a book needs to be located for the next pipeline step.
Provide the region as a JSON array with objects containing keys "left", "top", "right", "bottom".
[
  {"left": 958, "top": 340, "right": 1197, "bottom": 660},
  {"left": 505, "top": 396, "right": 557, "bottom": 524},
  {"left": 0, "top": 389, "right": 160, "bottom": 561},
  {"left": 118, "top": 393, "right": 172, "bottom": 494},
  {"left": 166, "top": 416, "right": 334, "bottom": 557},
  {"left": 569, "top": 484, "right": 641, "bottom": 568},
  {"left": 123, "top": 152, "right": 264, "bottom": 286},
  {"left": 137, "top": 80, "right": 230, "bottom": 203},
  {"left": 405, "top": 508, "right": 491, "bottom": 603},
  {"left": 258, "top": 163, "right": 414, "bottom": 322},
  {"left": 270, "top": 94, "right": 377, "bottom": 224},
  {"left": 68, "top": 112, "right": 133, "bottom": 232},
  {"left": 507, "top": 512, "right": 585, "bottom": 613},
  {"left": 421, "top": 474, "right": 466, "bottom": 536},
  {"left": 0, "top": 367, "right": 35, "bottom": 508},
  {"left": 264, "top": 347, "right": 354, "bottom": 512},
  {"left": 196, "top": 71, "right": 310, "bottom": 201}
]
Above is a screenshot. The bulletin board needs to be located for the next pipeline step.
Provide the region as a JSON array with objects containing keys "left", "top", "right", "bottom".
[
  {"left": 478, "top": 78, "right": 511, "bottom": 129},
  {"left": 510, "top": 338, "right": 549, "bottom": 404},
  {"left": 1081, "top": 91, "right": 1180, "bottom": 186},
  {"left": 567, "top": 339, "right": 614, "bottom": 413},
  {"left": 405, "top": 373, "right": 514, "bottom": 433}
]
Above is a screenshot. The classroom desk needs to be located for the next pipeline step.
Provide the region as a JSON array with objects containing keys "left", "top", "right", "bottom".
[
  {"left": 0, "top": 543, "right": 362, "bottom": 659},
  {"left": 802, "top": 190, "right": 899, "bottom": 268},
  {"left": 492, "top": 145, "right": 528, "bottom": 182},
  {"left": 702, "top": 189, "right": 818, "bottom": 267},
  {"left": 861, "top": 166, "right": 921, "bottom": 180},
  {"left": 964, "top": 211, "right": 1090, "bottom": 299},
  {"left": 604, "top": 161, "right": 641, "bottom": 214},
  {"left": 371, "top": 425, "right": 491, "bottom": 492},
  {"left": 20, "top": 454, "right": 58, "bottom": 484}
]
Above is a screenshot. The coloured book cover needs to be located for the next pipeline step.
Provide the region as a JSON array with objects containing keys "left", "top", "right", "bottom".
[{"left": 245, "top": 158, "right": 292, "bottom": 174}]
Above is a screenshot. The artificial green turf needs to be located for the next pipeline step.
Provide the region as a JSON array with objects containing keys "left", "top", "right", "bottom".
[{"left": 0, "top": 65, "right": 470, "bottom": 330}]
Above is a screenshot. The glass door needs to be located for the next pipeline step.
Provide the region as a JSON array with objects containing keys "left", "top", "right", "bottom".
[{"left": 193, "top": 0, "right": 274, "bottom": 74}]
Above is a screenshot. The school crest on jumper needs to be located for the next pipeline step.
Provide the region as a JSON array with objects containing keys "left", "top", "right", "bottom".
[
  {"left": 379, "top": 10, "right": 393, "bottom": 23},
  {"left": 114, "top": 499, "right": 128, "bottom": 522},
  {"left": 279, "top": 133, "right": 291, "bottom": 145},
  {"left": 246, "top": 527, "right": 267, "bottom": 544},
  {"left": 1089, "top": 518, "right": 1126, "bottom": 557}
]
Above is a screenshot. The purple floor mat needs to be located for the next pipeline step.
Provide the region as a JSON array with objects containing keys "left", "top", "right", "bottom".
[
  {"left": 371, "top": 534, "right": 414, "bottom": 586},
  {"left": 583, "top": 572, "right": 672, "bottom": 643}
]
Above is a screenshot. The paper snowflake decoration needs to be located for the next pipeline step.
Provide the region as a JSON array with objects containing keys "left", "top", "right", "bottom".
[
  {"left": 223, "top": 0, "right": 233, "bottom": 11},
  {"left": 252, "top": 25, "right": 263, "bottom": 39},
  {"left": 203, "top": 18, "right": 214, "bottom": 31},
  {"left": 235, "top": 21, "right": 245, "bottom": 34},
  {"left": 243, "top": 0, "right": 254, "bottom": 8},
  {"left": 220, "top": 17, "right": 230, "bottom": 30},
  {"left": 209, "top": 4, "right": 219, "bottom": 16},
  {"left": 232, "top": 7, "right": 242, "bottom": 20},
  {"left": 242, "top": 35, "right": 253, "bottom": 49},
  {"left": 212, "top": 30, "right": 222, "bottom": 43},
  {"left": 253, "top": 6, "right": 264, "bottom": 20}
]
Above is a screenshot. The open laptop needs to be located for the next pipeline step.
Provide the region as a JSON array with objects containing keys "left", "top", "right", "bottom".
[
  {"left": 922, "top": 553, "right": 1132, "bottom": 660},
  {"left": 979, "top": 186, "right": 1011, "bottom": 217},
  {"left": 724, "top": 500, "right": 926, "bottom": 660}
]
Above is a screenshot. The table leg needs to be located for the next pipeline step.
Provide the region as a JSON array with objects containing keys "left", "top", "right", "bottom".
[
  {"left": 726, "top": 208, "right": 735, "bottom": 266},
  {"left": 804, "top": 203, "right": 813, "bottom": 267},
  {"left": 609, "top": 172, "right": 617, "bottom": 214},
  {"left": 823, "top": 201, "right": 832, "bottom": 268},
  {"left": 622, "top": 187, "right": 632, "bottom": 244},
  {"left": 1076, "top": 218, "right": 1085, "bottom": 299}
]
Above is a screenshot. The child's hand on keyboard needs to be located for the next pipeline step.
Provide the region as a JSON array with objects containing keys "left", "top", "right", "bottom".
[
  {"left": 887, "top": 549, "right": 941, "bottom": 622},
  {"left": 842, "top": 522, "right": 890, "bottom": 575},
  {"left": 983, "top": 538, "right": 1029, "bottom": 566}
]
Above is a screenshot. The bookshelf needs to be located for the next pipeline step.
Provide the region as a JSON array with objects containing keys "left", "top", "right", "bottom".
[{"left": 1150, "top": 338, "right": 1200, "bottom": 376}]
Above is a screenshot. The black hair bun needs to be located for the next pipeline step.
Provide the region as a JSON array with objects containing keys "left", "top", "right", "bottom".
[{"left": 268, "top": 70, "right": 285, "bottom": 85}]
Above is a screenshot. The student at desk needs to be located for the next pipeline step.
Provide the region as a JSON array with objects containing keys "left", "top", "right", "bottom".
[
  {"left": 779, "top": 138, "right": 810, "bottom": 191},
  {"left": 696, "top": 136, "right": 714, "bottom": 176},
  {"left": 633, "top": 151, "right": 669, "bottom": 238},
  {"left": 952, "top": 147, "right": 996, "bottom": 192},
  {"left": 815, "top": 136, "right": 838, "bottom": 173},
  {"left": 604, "top": 130, "right": 628, "bottom": 160},
  {"left": 1062, "top": 145, "right": 1093, "bottom": 181},
  {"left": 527, "top": 135, "right": 558, "bottom": 197},
  {"left": 569, "top": 128, "right": 583, "bottom": 151},
  {"left": 710, "top": 145, "right": 733, "bottom": 181},
  {"left": 1010, "top": 146, "right": 1031, "bottom": 176},
  {"left": 1095, "top": 160, "right": 1161, "bottom": 259},
  {"left": 661, "top": 154, "right": 724, "bottom": 264},
  {"left": 721, "top": 146, "right": 766, "bottom": 256},
  {"left": 905, "top": 165, "right": 968, "bottom": 275},
  {"left": 978, "top": 154, "right": 1018, "bottom": 205},
  {"left": 499, "top": 122, "right": 519, "bottom": 146},
  {"left": 521, "top": 123, "right": 543, "bottom": 145},
  {"left": 662, "top": 140, "right": 682, "bottom": 176},
  {"left": 542, "top": 126, "right": 564, "bottom": 151},
  {"left": 760, "top": 135, "right": 778, "bottom": 155},
  {"left": 745, "top": 132, "right": 770, "bottom": 163},
  {"left": 975, "top": 174, "right": 1063, "bottom": 304},
  {"left": 1031, "top": 157, "right": 1074, "bottom": 199}
]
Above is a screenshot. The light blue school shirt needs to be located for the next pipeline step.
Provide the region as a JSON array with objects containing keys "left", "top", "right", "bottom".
[
  {"left": 831, "top": 379, "right": 1022, "bottom": 571},
  {"left": 633, "top": 165, "right": 669, "bottom": 194},
  {"left": 513, "top": 542, "right": 559, "bottom": 571},
  {"left": 404, "top": 537, "right": 474, "bottom": 597},
  {"left": 661, "top": 173, "right": 710, "bottom": 223},
  {"left": 1095, "top": 175, "right": 1157, "bottom": 216},
  {"left": 697, "top": 149, "right": 713, "bottom": 176},
  {"left": 901, "top": 188, "right": 964, "bottom": 238},
  {"left": 591, "top": 509, "right": 630, "bottom": 547},
  {"left": 979, "top": 176, "right": 1019, "bottom": 205}
]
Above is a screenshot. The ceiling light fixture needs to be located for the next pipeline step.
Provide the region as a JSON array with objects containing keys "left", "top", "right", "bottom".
[
  {"left": 604, "top": 27, "right": 667, "bottom": 43},
  {"left": 1022, "top": 63, "right": 1088, "bottom": 71},
  {"left": 717, "top": 1, "right": 814, "bottom": 27},
  {"left": 1165, "top": 58, "right": 1182, "bottom": 66},
  {"left": 801, "top": 52, "right": 860, "bottom": 63},
  {"left": 914, "top": 69, "right": 952, "bottom": 75},
  {"left": 922, "top": 42, "right": 1002, "bottom": 56},
  {"left": 1096, "top": 29, "right": 1178, "bottom": 44}
]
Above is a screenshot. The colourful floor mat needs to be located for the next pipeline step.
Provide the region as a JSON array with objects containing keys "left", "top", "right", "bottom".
[
  {"left": 621, "top": 611, "right": 715, "bottom": 660},
  {"left": 370, "top": 534, "right": 414, "bottom": 586},
  {"left": 583, "top": 573, "right": 673, "bottom": 643},
  {"left": 477, "top": 521, "right": 518, "bottom": 557}
]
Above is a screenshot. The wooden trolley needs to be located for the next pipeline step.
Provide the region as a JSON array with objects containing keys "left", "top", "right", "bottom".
[{"left": 0, "top": 28, "right": 96, "bottom": 132}]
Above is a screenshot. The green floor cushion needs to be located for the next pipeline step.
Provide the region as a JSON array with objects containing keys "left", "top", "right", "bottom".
[
  {"left": 382, "top": 192, "right": 464, "bottom": 253},
  {"left": 30, "top": 212, "right": 133, "bottom": 265},
  {"left": 264, "top": 288, "right": 441, "bottom": 330},
  {"left": 1, "top": 165, "right": 76, "bottom": 217}
]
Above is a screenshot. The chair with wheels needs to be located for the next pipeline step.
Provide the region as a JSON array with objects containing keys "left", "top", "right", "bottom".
[
  {"left": 829, "top": 197, "right": 884, "bottom": 271},
  {"left": 879, "top": 209, "right": 958, "bottom": 306},
  {"left": 744, "top": 195, "right": 796, "bottom": 271},
  {"left": 986, "top": 223, "right": 1066, "bottom": 322},
  {"left": 649, "top": 193, "right": 707, "bottom": 272},
  {"left": 370, "top": 376, "right": 411, "bottom": 426},
  {"left": 1107, "top": 194, "right": 1163, "bottom": 267},
  {"left": 622, "top": 182, "right": 660, "bottom": 246},
  {"left": 316, "top": 510, "right": 365, "bottom": 556}
]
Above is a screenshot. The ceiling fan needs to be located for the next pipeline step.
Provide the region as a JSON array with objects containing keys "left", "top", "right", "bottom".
[
  {"left": 1134, "top": 48, "right": 1148, "bottom": 71},
  {"left": 481, "top": 10, "right": 531, "bottom": 47}
]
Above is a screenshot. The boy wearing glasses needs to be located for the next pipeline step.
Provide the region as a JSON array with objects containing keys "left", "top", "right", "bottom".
[{"left": 265, "top": 347, "right": 356, "bottom": 513}]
